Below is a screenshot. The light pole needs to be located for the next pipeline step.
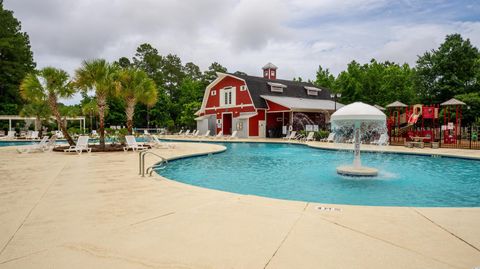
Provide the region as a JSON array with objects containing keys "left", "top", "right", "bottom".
[{"left": 330, "top": 93, "right": 342, "bottom": 111}]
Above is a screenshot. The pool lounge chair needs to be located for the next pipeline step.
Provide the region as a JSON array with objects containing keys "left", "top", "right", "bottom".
[
  {"left": 282, "top": 131, "right": 297, "bottom": 140},
  {"left": 150, "top": 135, "right": 175, "bottom": 149},
  {"left": 64, "top": 136, "right": 91, "bottom": 154},
  {"left": 123, "top": 135, "right": 149, "bottom": 152},
  {"left": 372, "top": 134, "right": 389, "bottom": 146},
  {"left": 0, "top": 131, "right": 16, "bottom": 140},
  {"left": 321, "top": 133, "right": 335, "bottom": 143},
  {"left": 302, "top": 132, "right": 315, "bottom": 142},
  {"left": 189, "top": 130, "right": 200, "bottom": 138},
  {"left": 17, "top": 136, "right": 49, "bottom": 153},
  {"left": 199, "top": 130, "right": 210, "bottom": 138},
  {"left": 225, "top": 131, "right": 238, "bottom": 140},
  {"left": 177, "top": 130, "right": 184, "bottom": 136},
  {"left": 182, "top": 130, "right": 191, "bottom": 137},
  {"left": 214, "top": 131, "right": 223, "bottom": 139}
]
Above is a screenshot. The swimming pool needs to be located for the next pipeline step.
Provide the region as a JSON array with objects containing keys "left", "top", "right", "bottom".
[{"left": 157, "top": 142, "right": 480, "bottom": 207}]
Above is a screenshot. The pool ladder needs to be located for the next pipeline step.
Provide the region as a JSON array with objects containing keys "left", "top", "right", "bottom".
[{"left": 139, "top": 150, "right": 168, "bottom": 177}]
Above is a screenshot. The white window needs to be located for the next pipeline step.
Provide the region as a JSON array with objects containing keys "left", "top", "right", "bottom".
[
  {"left": 211, "top": 90, "right": 216, "bottom": 96},
  {"left": 220, "top": 87, "right": 235, "bottom": 107},
  {"left": 264, "top": 71, "right": 268, "bottom": 77},
  {"left": 271, "top": 86, "right": 283, "bottom": 93},
  {"left": 268, "top": 82, "right": 287, "bottom": 93},
  {"left": 271, "top": 70, "right": 275, "bottom": 76},
  {"left": 240, "top": 85, "right": 246, "bottom": 91},
  {"left": 307, "top": 89, "right": 318, "bottom": 96}
]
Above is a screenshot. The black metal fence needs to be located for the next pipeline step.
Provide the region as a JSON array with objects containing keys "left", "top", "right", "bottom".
[{"left": 390, "top": 125, "right": 479, "bottom": 150}]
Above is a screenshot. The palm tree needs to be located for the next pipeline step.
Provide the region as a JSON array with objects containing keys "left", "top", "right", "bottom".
[
  {"left": 117, "top": 68, "right": 158, "bottom": 134},
  {"left": 20, "top": 67, "right": 76, "bottom": 145},
  {"left": 19, "top": 102, "right": 51, "bottom": 135},
  {"left": 75, "top": 59, "right": 117, "bottom": 149}
]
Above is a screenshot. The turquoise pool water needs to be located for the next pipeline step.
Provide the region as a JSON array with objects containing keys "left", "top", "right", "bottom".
[{"left": 157, "top": 143, "right": 480, "bottom": 207}]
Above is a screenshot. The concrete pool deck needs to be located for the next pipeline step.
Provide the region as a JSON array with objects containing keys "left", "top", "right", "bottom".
[{"left": 0, "top": 141, "right": 479, "bottom": 268}]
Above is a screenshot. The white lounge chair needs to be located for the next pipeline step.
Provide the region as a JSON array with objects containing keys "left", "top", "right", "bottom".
[
  {"left": 372, "top": 134, "right": 389, "bottom": 146},
  {"left": 189, "top": 130, "right": 200, "bottom": 138},
  {"left": 321, "top": 132, "right": 335, "bottom": 142},
  {"left": 55, "top": 130, "right": 64, "bottom": 139},
  {"left": 150, "top": 135, "right": 175, "bottom": 149},
  {"left": 182, "top": 130, "right": 191, "bottom": 137},
  {"left": 30, "top": 131, "right": 39, "bottom": 140},
  {"left": 64, "top": 136, "right": 91, "bottom": 154},
  {"left": 0, "top": 131, "right": 16, "bottom": 140},
  {"left": 282, "top": 131, "right": 297, "bottom": 140},
  {"left": 177, "top": 130, "right": 184, "bottom": 136},
  {"left": 199, "top": 130, "right": 210, "bottom": 138},
  {"left": 225, "top": 131, "right": 238, "bottom": 140},
  {"left": 214, "top": 131, "right": 223, "bottom": 139},
  {"left": 17, "top": 136, "right": 49, "bottom": 153},
  {"left": 302, "top": 132, "right": 315, "bottom": 142},
  {"left": 123, "top": 135, "right": 149, "bottom": 152}
]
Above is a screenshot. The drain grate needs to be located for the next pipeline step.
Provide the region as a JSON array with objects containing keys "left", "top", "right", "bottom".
[{"left": 317, "top": 206, "right": 342, "bottom": 212}]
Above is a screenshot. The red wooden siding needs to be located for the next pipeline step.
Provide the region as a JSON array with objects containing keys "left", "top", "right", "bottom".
[
  {"left": 266, "top": 99, "right": 290, "bottom": 112},
  {"left": 205, "top": 76, "right": 253, "bottom": 108},
  {"left": 248, "top": 109, "right": 266, "bottom": 136}
]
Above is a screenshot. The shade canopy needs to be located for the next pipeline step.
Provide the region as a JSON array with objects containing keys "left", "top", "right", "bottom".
[
  {"left": 331, "top": 102, "right": 386, "bottom": 121},
  {"left": 386, "top": 101, "right": 407, "bottom": 108},
  {"left": 260, "top": 95, "right": 343, "bottom": 111},
  {"left": 440, "top": 98, "right": 466, "bottom": 106}
]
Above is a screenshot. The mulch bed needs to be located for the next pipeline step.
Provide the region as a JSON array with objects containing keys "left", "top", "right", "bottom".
[{"left": 53, "top": 144, "right": 152, "bottom": 152}]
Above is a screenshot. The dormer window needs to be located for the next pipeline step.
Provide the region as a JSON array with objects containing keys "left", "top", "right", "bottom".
[
  {"left": 304, "top": 86, "right": 321, "bottom": 96},
  {"left": 268, "top": 82, "right": 287, "bottom": 93}
]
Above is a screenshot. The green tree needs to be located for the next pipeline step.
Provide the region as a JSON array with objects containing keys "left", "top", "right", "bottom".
[
  {"left": 415, "top": 34, "right": 480, "bottom": 103},
  {"left": 0, "top": 2, "right": 36, "bottom": 114},
  {"left": 19, "top": 102, "right": 51, "bottom": 133},
  {"left": 20, "top": 67, "right": 76, "bottom": 145},
  {"left": 75, "top": 59, "right": 118, "bottom": 149},
  {"left": 117, "top": 68, "right": 158, "bottom": 133},
  {"left": 203, "top": 62, "right": 227, "bottom": 83},
  {"left": 314, "top": 65, "right": 335, "bottom": 90}
]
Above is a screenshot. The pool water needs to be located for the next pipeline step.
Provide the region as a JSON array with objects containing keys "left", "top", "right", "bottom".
[{"left": 157, "top": 143, "right": 480, "bottom": 207}]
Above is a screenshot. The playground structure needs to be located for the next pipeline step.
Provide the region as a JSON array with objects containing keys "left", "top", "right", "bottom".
[{"left": 386, "top": 98, "right": 477, "bottom": 149}]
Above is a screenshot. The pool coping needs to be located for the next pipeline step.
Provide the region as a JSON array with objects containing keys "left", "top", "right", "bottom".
[{"left": 162, "top": 136, "right": 480, "bottom": 161}]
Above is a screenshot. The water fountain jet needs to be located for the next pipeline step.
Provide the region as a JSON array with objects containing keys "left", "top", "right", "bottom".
[{"left": 330, "top": 102, "right": 387, "bottom": 177}]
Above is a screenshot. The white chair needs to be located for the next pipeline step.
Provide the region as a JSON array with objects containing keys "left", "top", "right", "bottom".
[
  {"left": 17, "top": 136, "right": 49, "bottom": 153},
  {"left": 177, "top": 129, "right": 184, "bottom": 136},
  {"left": 321, "top": 132, "right": 335, "bottom": 143},
  {"left": 150, "top": 135, "right": 175, "bottom": 149},
  {"left": 55, "top": 130, "right": 64, "bottom": 139},
  {"left": 372, "top": 134, "right": 389, "bottom": 146},
  {"left": 182, "top": 130, "right": 191, "bottom": 137},
  {"left": 64, "top": 136, "right": 91, "bottom": 154},
  {"left": 189, "top": 130, "right": 200, "bottom": 138},
  {"left": 123, "top": 135, "right": 149, "bottom": 152},
  {"left": 282, "top": 131, "right": 297, "bottom": 140},
  {"left": 30, "top": 131, "right": 39, "bottom": 140},
  {"left": 225, "top": 131, "right": 238, "bottom": 140},
  {"left": 302, "top": 132, "right": 315, "bottom": 142},
  {"left": 214, "top": 131, "right": 223, "bottom": 139},
  {"left": 0, "top": 131, "right": 16, "bottom": 140},
  {"left": 200, "top": 130, "right": 210, "bottom": 138}
]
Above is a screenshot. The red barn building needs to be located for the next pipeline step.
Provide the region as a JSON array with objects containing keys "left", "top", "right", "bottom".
[{"left": 195, "top": 63, "right": 343, "bottom": 138}]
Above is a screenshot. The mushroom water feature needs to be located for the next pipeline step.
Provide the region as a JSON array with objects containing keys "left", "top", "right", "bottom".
[{"left": 330, "top": 102, "right": 387, "bottom": 177}]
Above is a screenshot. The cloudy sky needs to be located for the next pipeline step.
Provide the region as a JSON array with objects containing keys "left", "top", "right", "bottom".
[{"left": 4, "top": 0, "right": 480, "bottom": 104}]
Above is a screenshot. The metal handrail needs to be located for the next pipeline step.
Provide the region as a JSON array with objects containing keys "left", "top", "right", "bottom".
[{"left": 139, "top": 150, "right": 167, "bottom": 177}]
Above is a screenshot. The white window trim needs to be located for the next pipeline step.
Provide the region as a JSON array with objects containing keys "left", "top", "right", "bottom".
[
  {"left": 220, "top": 87, "right": 236, "bottom": 107},
  {"left": 271, "top": 86, "right": 283, "bottom": 93},
  {"left": 307, "top": 89, "right": 318, "bottom": 96}
]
